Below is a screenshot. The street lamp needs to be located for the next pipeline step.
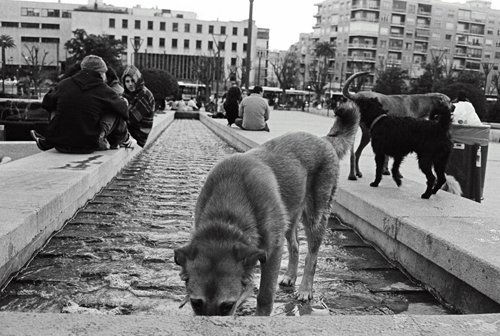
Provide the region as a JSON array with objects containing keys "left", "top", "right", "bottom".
[
  {"left": 211, "top": 33, "right": 227, "bottom": 109},
  {"left": 245, "top": 0, "right": 254, "bottom": 90},
  {"left": 256, "top": 49, "right": 266, "bottom": 86},
  {"left": 130, "top": 37, "right": 143, "bottom": 67}
]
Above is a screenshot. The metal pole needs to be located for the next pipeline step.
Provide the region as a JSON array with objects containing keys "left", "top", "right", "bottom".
[
  {"left": 245, "top": 0, "right": 254, "bottom": 90},
  {"left": 257, "top": 52, "right": 261, "bottom": 86}
]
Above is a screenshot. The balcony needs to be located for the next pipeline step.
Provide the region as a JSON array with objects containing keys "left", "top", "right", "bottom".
[
  {"left": 347, "top": 55, "right": 376, "bottom": 62},
  {"left": 388, "top": 45, "right": 403, "bottom": 51},
  {"left": 413, "top": 48, "right": 427, "bottom": 54},
  {"left": 349, "top": 21, "right": 379, "bottom": 36},
  {"left": 392, "top": 6, "right": 406, "bottom": 13},
  {"left": 348, "top": 43, "right": 377, "bottom": 49},
  {"left": 416, "top": 23, "right": 430, "bottom": 29}
]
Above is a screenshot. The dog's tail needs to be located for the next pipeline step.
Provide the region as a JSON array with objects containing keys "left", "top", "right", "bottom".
[
  {"left": 441, "top": 174, "right": 463, "bottom": 196},
  {"left": 324, "top": 101, "right": 360, "bottom": 159},
  {"left": 342, "top": 71, "right": 371, "bottom": 100}
]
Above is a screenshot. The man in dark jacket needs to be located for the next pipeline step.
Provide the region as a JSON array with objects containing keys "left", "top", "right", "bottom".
[{"left": 31, "top": 55, "right": 129, "bottom": 153}]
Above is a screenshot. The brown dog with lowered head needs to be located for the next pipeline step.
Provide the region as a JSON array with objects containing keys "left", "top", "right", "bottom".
[
  {"left": 344, "top": 71, "right": 455, "bottom": 181},
  {"left": 174, "top": 102, "right": 359, "bottom": 316}
]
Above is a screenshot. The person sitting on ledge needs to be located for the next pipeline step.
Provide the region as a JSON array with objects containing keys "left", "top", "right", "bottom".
[
  {"left": 235, "top": 85, "right": 270, "bottom": 132},
  {"left": 31, "top": 55, "right": 130, "bottom": 153}
]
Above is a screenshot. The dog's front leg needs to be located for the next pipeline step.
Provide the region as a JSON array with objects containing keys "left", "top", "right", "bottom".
[
  {"left": 256, "top": 246, "right": 283, "bottom": 316},
  {"left": 370, "top": 153, "right": 385, "bottom": 187}
]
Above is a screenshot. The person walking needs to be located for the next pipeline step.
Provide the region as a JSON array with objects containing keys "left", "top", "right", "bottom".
[
  {"left": 31, "top": 55, "right": 129, "bottom": 153},
  {"left": 121, "top": 65, "right": 155, "bottom": 148},
  {"left": 235, "top": 85, "right": 270, "bottom": 131},
  {"left": 223, "top": 86, "right": 242, "bottom": 126}
]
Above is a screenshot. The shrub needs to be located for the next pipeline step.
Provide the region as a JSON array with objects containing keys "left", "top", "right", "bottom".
[{"left": 140, "top": 69, "right": 179, "bottom": 111}]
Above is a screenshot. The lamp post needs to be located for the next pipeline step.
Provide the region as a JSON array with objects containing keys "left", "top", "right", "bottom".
[
  {"left": 256, "top": 49, "right": 266, "bottom": 86},
  {"left": 130, "top": 37, "right": 143, "bottom": 67},
  {"left": 245, "top": 0, "right": 254, "bottom": 90}
]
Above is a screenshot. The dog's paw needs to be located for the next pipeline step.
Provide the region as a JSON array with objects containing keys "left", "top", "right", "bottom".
[
  {"left": 348, "top": 175, "right": 358, "bottom": 181},
  {"left": 295, "top": 289, "right": 313, "bottom": 302},
  {"left": 421, "top": 192, "right": 431, "bottom": 199},
  {"left": 356, "top": 171, "right": 363, "bottom": 178},
  {"left": 393, "top": 178, "right": 402, "bottom": 187},
  {"left": 370, "top": 182, "right": 379, "bottom": 187},
  {"left": 279, "top": 275, "right": 296, "bottom": 288}
]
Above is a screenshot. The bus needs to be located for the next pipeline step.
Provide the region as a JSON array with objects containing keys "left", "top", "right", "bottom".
[
  {"left": 177, "top": 82, "right": 206, "bottom": 101},
  {"left": 250, "top": 86, "right": 314, "bottom": 109}
]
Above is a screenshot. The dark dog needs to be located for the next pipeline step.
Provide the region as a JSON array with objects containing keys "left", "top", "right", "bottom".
[
  {"left": 343, "top": 72, "right": 455, "bottom": 181},
  {"left": 174, "top": 102, "right": 359, "bottom": 316},
  {"left": 356, "top": 97, "right": 454, "bottom": 199}
]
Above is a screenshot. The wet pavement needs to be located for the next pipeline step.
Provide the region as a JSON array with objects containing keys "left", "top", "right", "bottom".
[{"left": 0, "top": 120, "right": 456, "bottom": 316}]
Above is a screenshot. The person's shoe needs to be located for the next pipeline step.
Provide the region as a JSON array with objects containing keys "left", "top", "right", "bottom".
[
  {"left": 30, "top": 130, "right": 53, "bottom": 151},
  {"left": 97, "top": 132, "right": 110, "bottom": 150}
]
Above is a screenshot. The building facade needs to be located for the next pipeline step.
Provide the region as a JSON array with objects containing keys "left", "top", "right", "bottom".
[
  {"left": 312, "top": 0, "right": 500, "bottom": 93},
  {"left": 1, "top": 0, "right": 269, "bottom": 90}
]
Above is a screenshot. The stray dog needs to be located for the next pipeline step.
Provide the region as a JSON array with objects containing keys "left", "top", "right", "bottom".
[
  {"left": 356, "top": 97, "right": 454, "bottom": 199},
  {"left": 343, "top": 71, "right": 455, "bottom": 180},
  {"left": 174, "top": 102, "right": 360, "bottom": 316}
]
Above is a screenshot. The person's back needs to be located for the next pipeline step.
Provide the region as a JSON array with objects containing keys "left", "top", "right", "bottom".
[
  {"left": 452, "top": 91, "right": 482, "bottom": 126},
  {"left": 42, "top": 69, "right": 128, "bottom": 153},
  {"left": 238, "top": 86, "right": 270, "bottom": 131}
]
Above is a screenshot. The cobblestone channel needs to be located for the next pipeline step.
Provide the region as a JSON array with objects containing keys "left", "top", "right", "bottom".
[{"left": 0, "top": 120, "right": 455, "bottom": 316}]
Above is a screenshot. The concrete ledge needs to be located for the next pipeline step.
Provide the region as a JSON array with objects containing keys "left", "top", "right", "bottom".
[
  {"left": 0, "top": 111, "right": 175, "bottom": 288},
  {"left": 201, "top": 114, "right": 500, "bottom": 313},
  {"left": 0, "top": 141, "right": 39, "bottom": 161},
  {"left": 1, "top": 312, "right": 500, "bottom": 336}
]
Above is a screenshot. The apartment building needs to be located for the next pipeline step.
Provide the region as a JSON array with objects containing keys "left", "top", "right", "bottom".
[
  {"left": 1, "top": 0, "right": 269, "bottom": 87},
  {"left": 311, "top": 0, "right": 500, "bottom": 92}
]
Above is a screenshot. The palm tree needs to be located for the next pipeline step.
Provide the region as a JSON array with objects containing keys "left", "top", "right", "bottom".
[
  {"left": 0, "top": 34, "right": 16, "bottom": 94},
  {"left": 310, "top": 41, "right": 335, "bottom": 101}
]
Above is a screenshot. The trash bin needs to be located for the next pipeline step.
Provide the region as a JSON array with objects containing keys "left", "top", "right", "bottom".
[{"left": 446, "top": 124, "right": 490, "bottom": 202}]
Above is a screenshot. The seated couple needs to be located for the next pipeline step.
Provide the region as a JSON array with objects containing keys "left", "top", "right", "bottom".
[
  {"left": 31, "top": 55, "right": 155, "bottom": 154},
  {"left": 234, "top": 85, "right": 270, "bottom": 132}
]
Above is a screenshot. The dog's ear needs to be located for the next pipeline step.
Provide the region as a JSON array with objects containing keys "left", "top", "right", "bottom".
[
  {"left": 232, "top": 244, "right": 267, "bottom": 267},
  {"left": 174, "top": 245, "right": 198, "bottom": 266}
]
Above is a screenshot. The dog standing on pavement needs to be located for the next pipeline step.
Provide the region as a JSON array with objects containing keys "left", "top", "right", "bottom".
[
  {"left": 356, "top": 97, "right": 454, "bottom": 199},
  {"left": 174, "top": 102, "right": 360, "bottom": 316},
  {"left": 343, "top": 71, "right": 455, "bottom": 181}
]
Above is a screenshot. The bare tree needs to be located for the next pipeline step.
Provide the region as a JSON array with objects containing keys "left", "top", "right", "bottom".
[
  {"left": 269, "top": 51, "right": 300, "bottom": 103},
  {"left": 22, "top": 44, "right": 52, "bottom": 97},
  {"left": 482, "top": 62, "right": 496, "bottom": 95},
  {"left": 309, "top": 41, "right": 335, "bottom": 101}
]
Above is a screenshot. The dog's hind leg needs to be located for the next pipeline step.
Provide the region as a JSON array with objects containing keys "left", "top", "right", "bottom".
[
  {"left": 370, "top": 153, "right": 386, "bottom": 187},
  {"left": 431, "top": 157, "right": 448, "bottom": 195},
  {"left": 418, "top": 156, "right": 436, "bottom": 199},
  {"left": 256, "top": 245, "right": 283, "bottom": 316},
  {"left": 348, "top": 144, "right": 358, "bottom": 180},
  {"left": 353, "top": 123, "right": 371, "bottom": 179},
  {"left": 280, "top": 212, "right": 301, "bottom": 287},
  {"left": 391, "top": 155, "right": 404, "bottom": 187}
]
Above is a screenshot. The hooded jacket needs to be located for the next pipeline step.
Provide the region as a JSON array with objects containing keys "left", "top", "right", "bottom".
[
  {"left": 121, "top": 65, "right": 155, "bottom": 147},
  {"left": 42, "top": 70, "right": 129, "bottom": 153}
]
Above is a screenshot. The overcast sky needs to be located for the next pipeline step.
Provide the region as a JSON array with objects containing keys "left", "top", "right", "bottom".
[{"left": 21, "top": 0, "right": 500, "bottom": 50}]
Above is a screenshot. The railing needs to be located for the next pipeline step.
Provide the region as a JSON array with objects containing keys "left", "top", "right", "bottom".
[
  {"left": 347, "top": 56, "right": 376, "bottom": 62},
  {"left": 348, "top": 43, "right": 377, "bottom": 49}
]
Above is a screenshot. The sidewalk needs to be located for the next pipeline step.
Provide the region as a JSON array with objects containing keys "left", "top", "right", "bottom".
[{"left": 205, "top": 109, "right": 500, "bottom": 213}]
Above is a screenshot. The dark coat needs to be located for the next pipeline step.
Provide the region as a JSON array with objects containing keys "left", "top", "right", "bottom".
[{"left": 42, "top": 70, "right": 129, "bottom": 153}]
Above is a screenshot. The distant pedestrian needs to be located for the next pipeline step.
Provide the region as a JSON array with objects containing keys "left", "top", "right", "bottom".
[
  {"left": 452, "top": 90, "right": 481, "bottom": 126},
  {"left": 235, "top": 85, "right": 270, "bottom": 132},
  {"left": 31, "top": 55, "right": 129, "bottom": 153},
  {"left": 223, "top": 86, "right": 242, "bottom": 126},
  {"left": 121, "top": 65, "right": 155, "bottom": 148}
]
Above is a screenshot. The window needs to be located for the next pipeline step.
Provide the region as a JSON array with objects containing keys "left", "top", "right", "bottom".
[
  {"left": 109, "top": 18, "right": 115, "bottom": 28},
  {"left": 220, "top": 26, "right": 226, "bottom": 35},
  {"left": 61, "top": 11, "right": 71, "bottom": 18},
  {"left": 148, "top": 21, "right": 153, "bottom": 30},
  {"left": 196, "top": 40, "right": 202, "bottom": 49},
  {"left": 121, "top": 35, "right": 127, "bottom": 46},
  {"left": 21, "top": 22, "right": 39, "bottom": 28},
  {"left": 231, "top": 57, "right": 237, "bottom": 66},
  {"left": 209, "top": 25, "right": 214, "bottom": 34},
  {"left": 243, "top": 43, "right": 247, "bottom": 51},
  {"left": 147, "top": 37, "right": 153, "bottom": 47},
  {"left": 1, "top": 22, "right": 19, "bottom": 28},
  {"left": 173, "top": 22, "right": 178, "bottom": 32},
  {"left": 231, "top": 42, "right": 237, "bottom": 51},
  {"left": 135, "top": 20, "right": 140, "bottom": 29},
  {"left": 176, "top": 14, "right": 184, "bottom": 18},
  {"left": 445, "top": 34, "right": 452, "bottom": 40},
  {"left": 21, "top": 8, "right": 41, "bottom": 16},
  {"left": 122, "top": 19, "right": 128, "bottom": 28},
  {"left": 184, "top": 39, "right": 190, "bottom": 49},
  {"left": 159, "top": 37, "right": 165, "bottom": 47},
  {"left": 244, "top": 28, "right": 248, "bottom": 36},
  {"left": 160, "top": 22, "right": 165, "bottom": 31},
  {"left": 232, "top": 27, "right": 238, "bottom": 35},
  {"left": 208, "top": 41, "right": 213, "bottom": 50},
  {"left": 218, "top": 41, "right": 225, "bottom": 50},
  {"left": 185, "top": 23, "right": 190, "bottom": 33},
  {"left": 197, "top": 24, "right": 202, "bottom": 33},
  {"left": 41, "top": 37, "right": 59, "bottom": 43},
  {"left": 172, "top": 38, "right": 178, "bottom": 48},
  {"left": 41, "top": 9, "right": 60, "bottom": 17},
  {"left": 21, "top": 36, "right": 39, "bottom": 42},
  {"left": 41, "top": 23, "right": 59, "bottom": 29}
]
